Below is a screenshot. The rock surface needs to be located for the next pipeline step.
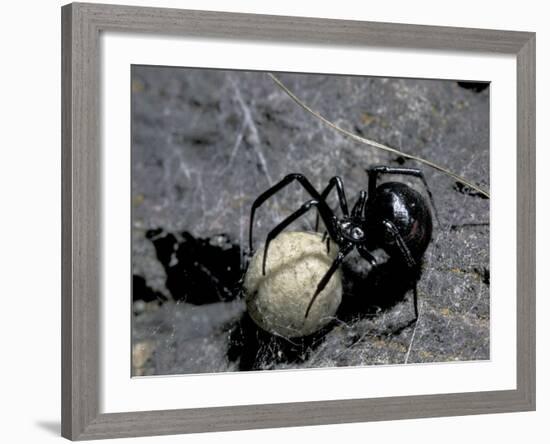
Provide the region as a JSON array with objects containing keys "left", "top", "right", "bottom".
[{"left": 131, "top": 67, "right": 490, "bottom": 375}]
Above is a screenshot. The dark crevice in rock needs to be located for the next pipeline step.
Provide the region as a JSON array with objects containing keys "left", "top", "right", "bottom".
[
  {"left": 474, "top": 267, "right": 490, "bottom": 286},
  {"left": 132, "top": 275, "right": 167, "bottom": 304},
  {"left": 393, "top": 156, "right": 407, "bottom": 165},
  {"left": 456, "top": 81, "right": 490, "bottom": 93},
  {"left": 146, "top": 229, "right": 243, "bottom": 305}
]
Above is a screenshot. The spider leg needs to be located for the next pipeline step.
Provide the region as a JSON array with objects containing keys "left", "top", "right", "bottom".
[
  {"left": 320, "top": 231, "right": 331, "bottom": 254},
  {"left": 314, "top": 176, "right": 349, "bottom": 232},
  {"left": 357, "top": 245, "right": 377, "bottom": 268},
  {"left": 262, "top": 199, "right": 330, "bottom": 275},
  {"left": 305, "top": 244, "right": 354, "bottom": 319},
  {"left": 366, "top": 166, "right": 440, "bottom": 225},
  {"left": 381, "top": 219, "right": 417, "bottom": 269},
  {"left": 249, "top": 174, "right": 336, "bottom": 252},
  {"left": 351, "top": 190, "right": 368, "bottom": 219},
  {"left": 412, "top": 283, "right": 419, "bottom": 320},
  {"left": 381, "top": 219, "right": 421, "bottom": 319}
]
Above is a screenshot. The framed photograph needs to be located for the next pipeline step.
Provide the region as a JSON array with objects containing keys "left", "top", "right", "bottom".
[{"left": 61, "top": 2, "right": 535, "bottom": 440}]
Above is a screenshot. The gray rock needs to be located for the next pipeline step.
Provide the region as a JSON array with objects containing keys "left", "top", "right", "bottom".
[{"left": 132, "top": 300, "right": 245, "bottom": 376}]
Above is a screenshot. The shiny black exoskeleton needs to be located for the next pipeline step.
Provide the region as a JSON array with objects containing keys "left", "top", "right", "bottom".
[
  {"left": 366, "top": 181, "right": 433, "bottom": 267},
  {"left": 249, "top": 166, "right": 436, "bottom": 320}
]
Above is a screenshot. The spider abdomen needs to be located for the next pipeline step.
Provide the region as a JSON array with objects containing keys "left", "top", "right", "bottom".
[{"left": 366, "top": 182, "right": 433, "bottom": 262}]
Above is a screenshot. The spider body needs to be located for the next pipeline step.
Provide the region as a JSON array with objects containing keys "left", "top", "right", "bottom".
[
  {"left": 249, "top": 166, "right": 436, "bottom": 320},
  {"left": 365, "top": 182, "right": 433, "bottom": 264},
  {"left": 339, "top": 218, "right": 367, "bottom": 243}
]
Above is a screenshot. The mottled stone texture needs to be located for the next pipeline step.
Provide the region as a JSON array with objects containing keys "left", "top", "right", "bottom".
[{"left": 131, "top": 66, "right": 489, "bottom": 375}]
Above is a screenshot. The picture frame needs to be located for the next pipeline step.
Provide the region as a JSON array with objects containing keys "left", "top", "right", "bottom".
[{"left": 61, "top": 2, "right": 535, "bottom": 440}]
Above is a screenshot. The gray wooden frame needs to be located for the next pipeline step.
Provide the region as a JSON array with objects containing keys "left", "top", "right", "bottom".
[{"left": 61, "top": 2, "right": 536, "bottom": 440}]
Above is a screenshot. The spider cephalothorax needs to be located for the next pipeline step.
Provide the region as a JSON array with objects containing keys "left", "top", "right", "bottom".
[{"left": 249, "top": 166, "right": 437, "bottom": 320}]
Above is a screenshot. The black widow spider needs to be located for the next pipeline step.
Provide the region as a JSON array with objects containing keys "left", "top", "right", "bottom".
[{"left": 248, "top": 166, "right": 438, "bottom": 320}]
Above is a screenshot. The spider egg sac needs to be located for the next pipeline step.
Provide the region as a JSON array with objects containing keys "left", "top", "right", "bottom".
[{"left": 243, "top": 231, "right": 342, "bottom": 338}]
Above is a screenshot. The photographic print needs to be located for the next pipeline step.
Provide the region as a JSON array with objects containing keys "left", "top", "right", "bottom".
[{"left": 131, "top": 66, "right": 490, "bottom": 376}]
